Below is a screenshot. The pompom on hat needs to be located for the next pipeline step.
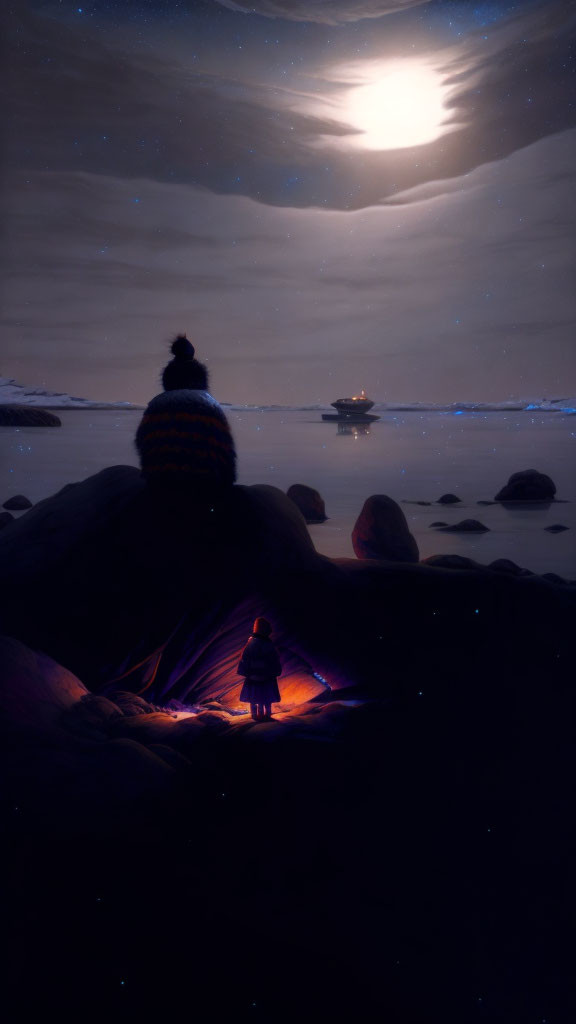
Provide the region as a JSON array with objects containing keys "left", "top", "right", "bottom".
[{"left": 161, "top": 334, "right": 209, "bottom": 392}]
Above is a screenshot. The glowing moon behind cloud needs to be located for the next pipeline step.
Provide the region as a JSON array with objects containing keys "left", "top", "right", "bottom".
[{"left": 342, "top": 60, "right": 456, "bottom": 150}]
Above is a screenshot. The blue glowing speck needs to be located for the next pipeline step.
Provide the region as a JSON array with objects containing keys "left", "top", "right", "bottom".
[{"left": 453, "top": 410, "right": 464, "bottom": 415}]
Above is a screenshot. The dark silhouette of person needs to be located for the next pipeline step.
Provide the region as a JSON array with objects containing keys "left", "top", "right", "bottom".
[
  {"left": 135, "top": 334, "right": 236, "bottom": 494},
  {"left": 238, "top": 617, "right": 282, "bottom": 720}
]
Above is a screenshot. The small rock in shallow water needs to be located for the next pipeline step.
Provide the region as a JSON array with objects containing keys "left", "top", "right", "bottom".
[
  {"left": 286, "top": 483, "right": 327, "bottom": 523},
  {"left": 495, "top": 469, "right": 556, "bottom": 501},
  {"left": 438, "top": 519, "right": 490, "bottom": 533},
  {"left": 0, "top": 404, "right": 61, "bottom": 427},
  {"left": 3, "top": 494, "right": 33, "bottom": 511},
  {"left": 437, "top": 493, "right": 461, "bottom": 504},
  {"left": 429, "top": 522, "right": 448, "bottom": 527},
  {"left": 352, "top": 494, "right": 419, "bottom": 562},
  {"left": 0, "top": 511, "right": 14, "bottom": 530},
  {"left": 544, "top": 524, "right": 569, "bottom": 533},
  {"left": 477, "top": 500, "right": 496, "bottom": 506}
]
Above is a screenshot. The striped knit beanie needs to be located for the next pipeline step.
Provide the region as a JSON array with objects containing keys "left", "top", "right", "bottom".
[{"left": 135, "top": 336, "right": 236, "bottom": 490}]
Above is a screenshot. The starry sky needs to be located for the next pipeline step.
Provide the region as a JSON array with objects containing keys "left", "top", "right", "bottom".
[{"left": 1, "top": 0, "right": 575, "bottom": 405}]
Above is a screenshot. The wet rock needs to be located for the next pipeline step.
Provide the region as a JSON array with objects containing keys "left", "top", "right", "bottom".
[
  {"left": 3, "top": 494, "right": 33, "bottom": 511},
  {"left": 0, "top": 404, "right": 61, "bottom": 427},
  {"left": 0, "top": 512, "right": 14, "bottom": 531},
  {"left": 429, "top": 521, "right": 448, "bottom": 527},
  {"left": 438, "top": 519, "right": 490, "bottom": 533},
  {"left": 352, "top": 495, "right": 419, "bottom": 563},
  {"left": 61, "top": 694, "right": 124, "bottom": 740},
  {"left": 107, "top": 691, "right": 159, "bottom": 716},
  {"left": 544, "top": 524, "right": 569, "bottom": 533},
  {"left": 495, "top": 469, "right": 556, "bottom": 502},
  {"left": 0, "top": 635, "right": 88, "bottom": 730},
  {"left": 286, "top": 483, "right": 327, "bottom": 523},
  {"left": 437, "top": 493, "right": 461, "bottom": 504},
  {"left": 422, "top": 554, "right": 481, "bottom": 571},
  {"left": 488, "top": 559, "right": 531, "bottom": 576}
]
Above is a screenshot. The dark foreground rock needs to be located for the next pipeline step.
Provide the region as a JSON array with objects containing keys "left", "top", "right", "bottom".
[
  {"left": 352, "top": 494, "right": 419, "bottom": 563},
  {"left": 3, "top": 494, "right": 33, "bottom": 511},
  {"left": 437, "top": 493, "right": 461, "bottom": 504},
  {"left": 489, "top": 558, "right": 532, "bottom": 576},
  {"left": 286, "top": 483, "right": 327, "bottom": 522},
  {"left": 0, "top": 511, "right": 14, "bottom": 530},
  {"left": 0, "top": 466, "right": 573, "bottom": 707},
  {"left": 438, "top": 518, "right": 490, "bottom": 532},
  {"left": 0, "top": 404, "right": 61, "bottom": 427},
  {"left": 495, "top": 468, "right": 556, "bottom": 501},
  {"left": 1, "top": 465, "right": 575, "bottom": 1020}
]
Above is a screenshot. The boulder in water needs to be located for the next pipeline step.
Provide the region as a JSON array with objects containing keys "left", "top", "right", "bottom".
[
  {"left": 352, "top": 495, "right": 419, "bottom": 563},
  {"left": 0, "top": 404, "right": 61, "bottom": 427},
  {"left": 495, "top": 469, "right": 556, "bottom": 502},
  {"left": 438, "top": 519, "right": 490, "bottom": 533},
  {"left": 3, "top": 494, "right": 33, "bottom": 511},
  {"left": 429, "top": 521, "right": 448, "bottom": 528},
  {"left": 544, "top": 524, "right": 569, "bottom": 533},
  {"left": 437, "top": 493, "right": 461, "bottom": 504},
  {"left": 286, "top": 483, "right": 327, "bottom": 523}
]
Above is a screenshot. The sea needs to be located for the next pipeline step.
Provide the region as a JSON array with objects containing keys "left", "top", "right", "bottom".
[{"left": 2, "top": 406, "right": 575, "bottom": 578}]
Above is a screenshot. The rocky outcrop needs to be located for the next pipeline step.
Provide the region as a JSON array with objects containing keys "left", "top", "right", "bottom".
[
  {"left": 0, "top": 512, "right": 14, "bottom": 531},
  {"left": 0, "top": 465, "right": 574, "bottom": 723},
  {"left": 422, "top": 554, "right": 482, "bottom": 571},
  {"left": 3, "top": 494, "right": 33, "bottom": 511},
  {"left": 437, "top": 493, "right": 461, "bottom": 504},
  {"left": 495, "top": 469, "right": 556, "bottom": 501},
  {"left": 352, "top": 495, "right": 419, "bottom": 562},
  {"left": 286, "top": 483, "right": 327, "bottom": 523},
  {"left": 438, "top": 519, "right": 489, "bottom": 533},
  {"left": 0, "top": 404, "right": 61, "bottom": 427},
  {"left": 488, "top": 558, "right": 532, "bottom": 576}
]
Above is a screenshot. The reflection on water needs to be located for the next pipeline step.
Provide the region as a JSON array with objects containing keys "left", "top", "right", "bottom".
[
  {"left": 337, "top": 423, "right": 372, "bottom": 437},
  {"left": 1, "top": 408, "right": 574, "bottom": 575}
]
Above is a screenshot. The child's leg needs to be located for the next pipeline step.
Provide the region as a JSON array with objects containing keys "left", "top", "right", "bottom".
[
  {"left": 250, "top": 703, "right": 258, "bottom": 720},
  {"left": 257, "top": 703, "right": 265, "bottom": 720},
  {"left": 264, "top": 702, "right": 271, "bottom": 719}
]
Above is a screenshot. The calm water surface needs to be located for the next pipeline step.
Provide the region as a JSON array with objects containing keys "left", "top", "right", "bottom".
[{"left": 2, "top": 408, "right": 575, "bottom": 577}]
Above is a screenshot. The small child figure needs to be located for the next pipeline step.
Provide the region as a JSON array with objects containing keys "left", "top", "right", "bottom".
[{"left": 238, "top": 617, "right": 282, "bottom": 720}]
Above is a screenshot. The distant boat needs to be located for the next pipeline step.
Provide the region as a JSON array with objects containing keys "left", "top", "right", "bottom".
[{"left": 322, "top": 389, "right": 380, "bottom": 422}]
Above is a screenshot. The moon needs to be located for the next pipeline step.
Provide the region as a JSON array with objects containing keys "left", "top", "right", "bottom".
[{"left": 344, "top": 60, "right": 455, "bottom": 150}]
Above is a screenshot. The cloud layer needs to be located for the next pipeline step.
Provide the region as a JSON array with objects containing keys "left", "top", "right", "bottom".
[
  {"left": 5, "top": 4, "right": 574, "bottom": 211},
  {"left": 2, "top": 130, "right": 574, "bottom": 404},
  {"left": 216, "top": 0, "right": 430, "bottom": 23}
]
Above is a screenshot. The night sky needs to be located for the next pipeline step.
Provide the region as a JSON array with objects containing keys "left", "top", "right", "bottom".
[{"left": 2, "top": 0, "right": 575, "bottom": 405}]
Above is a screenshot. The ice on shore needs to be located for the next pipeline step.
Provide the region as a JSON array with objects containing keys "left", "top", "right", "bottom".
[{"left": 0, "top": 377, "right": 141, "bottom": 410}]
